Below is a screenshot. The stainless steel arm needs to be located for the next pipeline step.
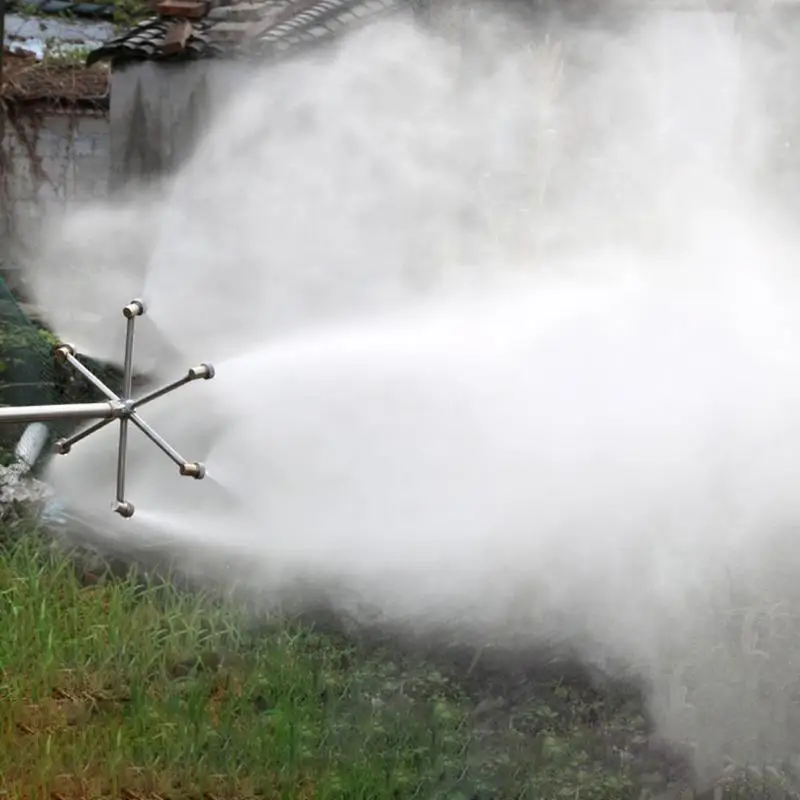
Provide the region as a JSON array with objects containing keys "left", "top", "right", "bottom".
[{"left": 0, "top": 402, "right": 118, "bottom": 424}]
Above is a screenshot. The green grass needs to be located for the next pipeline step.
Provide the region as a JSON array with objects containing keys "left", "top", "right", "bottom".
[
  {"left": 1, "top": 532, "right": 460, "bottom": 798},
  {"left": 4, "top": 517, "right": 770, "bottom": 800}
]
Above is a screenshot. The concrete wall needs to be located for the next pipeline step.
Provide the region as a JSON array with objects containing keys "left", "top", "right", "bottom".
[
  {"left": 109, "top": 60, "right": 250, "bottom": 189},
  {"left": 1, "top": 108, "right": 110, "bottom": 287}
]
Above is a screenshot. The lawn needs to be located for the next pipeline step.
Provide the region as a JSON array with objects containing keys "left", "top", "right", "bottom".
[{"left": 0, "top": 516, "right": 782, "bottom": 800}]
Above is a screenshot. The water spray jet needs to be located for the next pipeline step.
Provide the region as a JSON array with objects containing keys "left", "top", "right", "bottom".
[{"left": 0, "top": 298, "right": 215, "bottom": 518}]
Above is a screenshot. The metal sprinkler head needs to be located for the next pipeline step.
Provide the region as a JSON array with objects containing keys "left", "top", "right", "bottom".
[{"left": 0, "top": 299, "right": 215, "bottom": 519}]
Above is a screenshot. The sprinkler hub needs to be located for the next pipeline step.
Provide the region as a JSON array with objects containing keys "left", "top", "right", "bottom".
[{"left": 0, "top": 298, "right": 214, "bottom": 519}]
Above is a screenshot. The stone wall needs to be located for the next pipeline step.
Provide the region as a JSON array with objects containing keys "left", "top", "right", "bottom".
[
  {"left": 108, "top": 60, "right": 249, "bottom": 189},
  {"left": 0, "top": 108, "right": 110, "bottom": 290}
]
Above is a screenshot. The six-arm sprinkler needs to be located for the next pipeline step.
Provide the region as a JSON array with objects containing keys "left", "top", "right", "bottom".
[{"left": 0, "top": 299, "right": 214, "bottom": 519}]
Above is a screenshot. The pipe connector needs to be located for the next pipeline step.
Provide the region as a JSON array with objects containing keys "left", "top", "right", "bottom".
[
  {"left": 53, "top": 438, "right": 71, "bottom": 455},
  {"left": 123, "top": 299, "right": 146, "bottom": 319},
  {"left": 112, "top": 500, "right": 135, "bottom": 518},
  {"left": 179, "top": 461, "right": 206, "bottom": 480},
  {"left": 188, "top": 363, "right": 215, "bottom": 381},
  {"left": 53, "top": 344, "right": 76, "bottom": 364}
]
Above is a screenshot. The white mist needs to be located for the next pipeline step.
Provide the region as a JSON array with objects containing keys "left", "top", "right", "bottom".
[{"left": 25, "top": 3, "right": 800, "bottom": 782}]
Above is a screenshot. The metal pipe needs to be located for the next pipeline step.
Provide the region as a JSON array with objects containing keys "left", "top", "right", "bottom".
[
  {"left": 116, "top": 418, "right": 129, "bottom": 504},
  {"left": 131, "top": 375, "right": 191, "bottom": 411},
  {"left": 54, "top": 418, "right": 114, "bottom": 454},
  {"left": 113, "top": 300, "right": 145, "bottom": 517},
  {"left": 0, "top": 402, "right": 117, "bottom": 424},
  {"left": 129, "top": 412, "right": 188, "bottom": 470},
  {"left": 122, "top": 315, "right": 136, "bottom": 399},
  {"left": 131, "top": 364, "right": 214, "bottom": 411},
  {"left": 62, "top": 352, "right": 120, "bottom": 403}
]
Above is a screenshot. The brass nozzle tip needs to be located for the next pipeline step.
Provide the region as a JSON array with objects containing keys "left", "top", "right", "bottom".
[
  {"left": 179, "top": 462, "right": 206, "bottom": 480},
  {"left": 123, "top": 299, "right": 146, "bottom": 319}
]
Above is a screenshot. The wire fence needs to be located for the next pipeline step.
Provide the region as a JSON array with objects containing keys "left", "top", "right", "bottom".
[{"left": 0, "top": 275, "right": 121, "bottom": 468}]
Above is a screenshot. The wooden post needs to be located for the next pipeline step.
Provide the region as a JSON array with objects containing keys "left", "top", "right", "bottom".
[
  {"left": 0, "top": 0, "right": 5, "bottom": 89},
  {"left": 0, "top": 0, "right": 7, "bottom": 257}
]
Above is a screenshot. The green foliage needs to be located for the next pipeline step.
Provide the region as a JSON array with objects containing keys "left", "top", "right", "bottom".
[
  {"left": 0, "top": 319, "right": 121, "bottom": 405},
  {"left": 111, "top": 0, "right": 152, "bottom": 32},
  {"left": 0, "top": 528, "right": 465, "bottom": 798},
  {"left": 0, "top": 320, "right": 59, "bottom": 434},
  {"left": 0, "top": 301, "right": 122, "bottom": 463},
  {"left": 10, "top": 0, "right": 151, "bottom": 39},
  {"left": 0, "top": 320, "right": 57, "bottom": 375}
]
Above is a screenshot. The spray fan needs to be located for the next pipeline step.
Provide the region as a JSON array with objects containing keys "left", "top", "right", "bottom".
[{"left": 0, "top": 299, "right": 214, "bottom": 519}]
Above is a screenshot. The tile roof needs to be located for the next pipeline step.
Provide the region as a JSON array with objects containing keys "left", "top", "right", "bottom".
[{"left": 85, "top": 0, "right": 415, "bottom": 65}]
